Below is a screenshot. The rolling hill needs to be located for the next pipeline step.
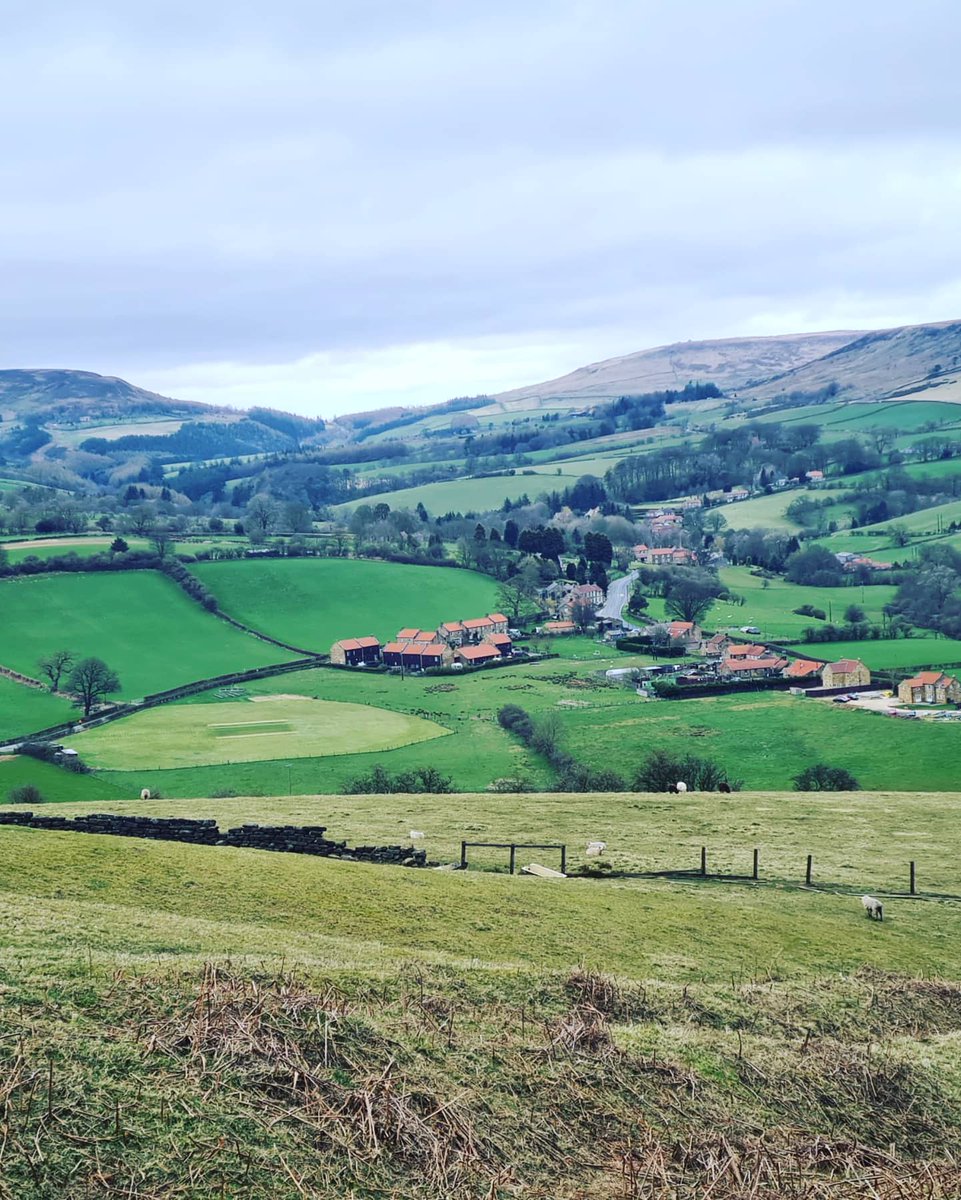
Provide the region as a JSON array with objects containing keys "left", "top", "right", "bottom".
[{"left": 492, "top": 330, "right": 860, "bottom": 407}]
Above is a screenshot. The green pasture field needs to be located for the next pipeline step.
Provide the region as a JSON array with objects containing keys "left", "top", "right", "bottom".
[
  {"left": 4, "top": 797, "right": 961, "bottom": 980},
  {"left": 0, "top": 535, "right": 247, "bottom": 564},
  {"left": 812, "top": 531, "right": 902, "bottom": 560},
  {"left": 76, "top": 636, "right": 961, "bottom": 798},
  {"left": 71, "top": 696, "right": 450, "bottom": 769},
  {"left": 0, "top": 755, "right": 124, "bottom": 803},
  {"left": 0, "top": 571, "right": 294, "bottom": 700},
  {"left": 823, "top": 400, "right": 961, "bottom": 433},
  {"left": 333, "top": 470, "right": 584, "bottom": 515},
  {"left": 191, "top": 558, "right": 502, "bottom": 649},
  {"left": 720, "top": 489, "right": 809, "bottom": 531},
  {"left": 716, "top": 566, "right": 896, "bottom": 638},
  {"left": 0, "top": 675, "right": 74, "bottom": 742},
  {"left": 37, "top": 785, "right": 961, "bottom": 898},
  {"left": 47, "top": 418, "right": 187, "bottom": 448},
  {"left": 859, "top": 497, "right": 961, "bottom": 536},
  {"left": 792, "top": 637, "right": 961, "bottom": 670}
]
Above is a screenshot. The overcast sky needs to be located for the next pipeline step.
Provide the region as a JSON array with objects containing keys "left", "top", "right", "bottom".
[{"left": 2, "top": 0, "right": 960, "bottom": 416}]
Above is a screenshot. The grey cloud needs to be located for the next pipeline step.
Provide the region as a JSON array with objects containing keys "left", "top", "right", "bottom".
[{"left": 1, "top": 0, "right": 960, "bottom": 410}]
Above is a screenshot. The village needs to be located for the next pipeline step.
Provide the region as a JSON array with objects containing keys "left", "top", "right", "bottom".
[{"left": 330, "top": 554, "right": 961, "bottom": 723}]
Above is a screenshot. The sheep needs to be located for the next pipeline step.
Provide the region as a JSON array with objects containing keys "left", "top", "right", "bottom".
[
  {"left": 585, "top": 840, "right": 607, "bottom": 857},
  {"left": 718, "top": 782, "right": 732, "bottom": 794},
  {"left": 675, "top": 781, "right": 688, "bottom": 794},
  {"left": 861, "top": 895, "right": 883, "bottom": 921},
  {"left": 140, "top": 788, "right": 152, "bottom": 801},
  {"left": 409, "top": 830, "right": 425, "bottom": 840}
]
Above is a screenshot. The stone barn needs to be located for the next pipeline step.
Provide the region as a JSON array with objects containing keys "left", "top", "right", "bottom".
[
  {"left": 330, "top": 636, "right": 381, "bottom": 666},
  {"left": 897, "top": 670, "right": 961, "bottom": 706},
  {"left": 821, "top": 658, "right": 871, "bottom": 689}
]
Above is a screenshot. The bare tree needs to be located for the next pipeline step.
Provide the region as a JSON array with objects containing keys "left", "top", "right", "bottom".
[
  {"left": 38, "top": 649, "right": 74, "bottom": 692},
  {"left": 67, "top": 658, "right": 121, "bottom": 718},
  {"left": 246, "top": 495, "right": 279, "bottom": 535}
]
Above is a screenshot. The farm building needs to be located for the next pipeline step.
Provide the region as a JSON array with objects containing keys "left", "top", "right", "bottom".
[
  {"left": 632, "top": 545, "right": 696, "bottom": 566},
  {"left": 783, "top": 658, "right": 825, "bottom": 681},
  {"left": 719, "top": 656, "right": 788, "bottom": 679},
  {"left": 541, "top": 620, "right": 577, "bottom": 635},
  {"left": 647, "top": 620, "right": 701, "bottom": 648},
  {"left": 486, "top": 632, "right": 513, "bottom": 657},
  {"left": 455, "top": 643, "right": 500, "bottom": 666},
  {"left": 700, "top": 632, "right": 731, "bottom": 658},
  {"left": 382, "top": 641, "right": 453, "bottom": 670},
  {"left": 726, "top": 643, "right": 767, "bottom": 660},
  {"left": 897, "top": 671, "right": 961, "bottom": 706},
  {"left": 558, "top": 582, "right": 605, "bottom": 617},
  {"left": 821, "top": 659, "right": 871, "bottom": 688},
  {"left": 330, "top": 636, "right": 381, "bottom": 666}
]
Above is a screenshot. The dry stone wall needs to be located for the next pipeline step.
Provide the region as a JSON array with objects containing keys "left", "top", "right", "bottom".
[{"left": 0, "top": 811, "right": 426, "bottom": 866}]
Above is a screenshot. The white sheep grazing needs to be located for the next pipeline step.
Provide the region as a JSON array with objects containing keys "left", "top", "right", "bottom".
[
  {"left": 861, "top": 894, "right": 883, "bottom": 921},
  {"left": 140, "top": 788, "right": 152, "bottom": 801},
  {"left": 409, "top": 830, "right": 425, "bottom": 840},
  {"left": 675, "top": 781, "right": 688, "bottom": 794},
  {"left": 585, "top": 840, "right": 607, "bottom": 857}
]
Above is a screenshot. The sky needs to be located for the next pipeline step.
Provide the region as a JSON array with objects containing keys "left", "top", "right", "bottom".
[{"left": 2, "top": 0, "right": 960, "bottom": 417}]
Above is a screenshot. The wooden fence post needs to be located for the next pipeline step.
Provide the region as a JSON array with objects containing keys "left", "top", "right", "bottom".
[
  {"left": 509, "top": 844, "right": 516, "bottom": 875},
  {"left": 700, "top": 846, "right": 707, "bottom": 877},
  {"left": 753, "top": 848, "right": 759, "bottom": 881},
  {"left": 806, "top": 854, "right": 813, "bottom": 886},
  {"left": 560, "top": 845, "right": 567, "bottom": 875},
  {"left": 910, "top": 860, "right": 916, "bottom": 895},
  {"left": 460, "top": 841, "right": 468, "bottom": 869}
]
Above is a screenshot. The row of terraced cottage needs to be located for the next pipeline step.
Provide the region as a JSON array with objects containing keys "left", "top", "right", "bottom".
[{"left": 330, "top": 614, "right": 514, "bottom": 670}]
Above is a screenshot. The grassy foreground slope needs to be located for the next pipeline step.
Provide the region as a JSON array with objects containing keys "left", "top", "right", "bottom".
[
  {"left": 3, "top": 815, "right": 961, "bottom": 1196},
  {"left": 192, "top": 558, "right": 502, "bottom": 650},
  {"left": 0, "top": 571, "right": 294, "bottom": 699},
  {"left": 42, "top": 788, "right": 961, "bottom": 896}
]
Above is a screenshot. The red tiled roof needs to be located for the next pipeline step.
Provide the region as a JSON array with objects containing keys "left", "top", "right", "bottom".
[
  {"left": 667, "top": 621, "right": 694, "bottom": 634},
  {"left": 418, "top": 644, "right": 447, "bottom": 658},
  {"left": 826, "top": 659, "right": 865, "bottom": 673},
  {"left": 333, "top": 636, "right": 381, "bottom": 651},
  {"left": 544, "top": 620, "right": 576, "bottom": 630},
  {"left": 462, "top": 617, "right": 494, "bottom": 629},
  {"left": 487, "top": 632, "right": 512, "bottom": 644},
  {"left": 413, "top": 629, "right": 438, "bottom": 642},
  {"left": 903, "top": 670, "right": 951, "bottom": 688},
  {"left": 396, "top": 628, "right": 420, "bottom": 639},
  {"left": 383, "top": 642, "right": 404, "bottom": 653},
  {"left": 457, "top": 644, "right": 499, "bottom": 660},
  {"left": 727, "top": 644, "right": 766, "bottom": 658},
  {"left": 722, "top": 657, "right": 785, "bottom": 671},
  {"left": 784, "top": 659, "right": 824, "bottom": 678},
  {"left": 487, "top": 613, "right": 508, "bottom": 623},
  {"left": 441, "top": 621, "right": 464, "bottom": 632}
]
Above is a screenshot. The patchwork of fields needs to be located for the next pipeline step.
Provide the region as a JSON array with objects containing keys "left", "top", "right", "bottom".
[{"left": 0, "top": 570, "right": 294, "bottom": 699}]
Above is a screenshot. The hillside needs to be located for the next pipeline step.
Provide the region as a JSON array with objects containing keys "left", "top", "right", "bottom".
[
  {"left": 740, "top": 319, "right": 961, "bottom": 405},
  {"left": 492, "top": 330, "right": 860, "bottom": 407},
  {"left": 0, "top": 368, "right": 206, "bottom": 422},
  {"left": 3, "top": 796, "right": 961, "bottom": 1196}
]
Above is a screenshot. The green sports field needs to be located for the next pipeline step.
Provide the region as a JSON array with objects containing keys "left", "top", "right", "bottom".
[
  {"left": 70, "top": 696, "right": 450, "bottom": 769},
  {"left": 191, "top": 558, "right": 502, "bottom": 649},
  {"left": 0, "top": 571, "right": 294, "bottom": 700}
]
